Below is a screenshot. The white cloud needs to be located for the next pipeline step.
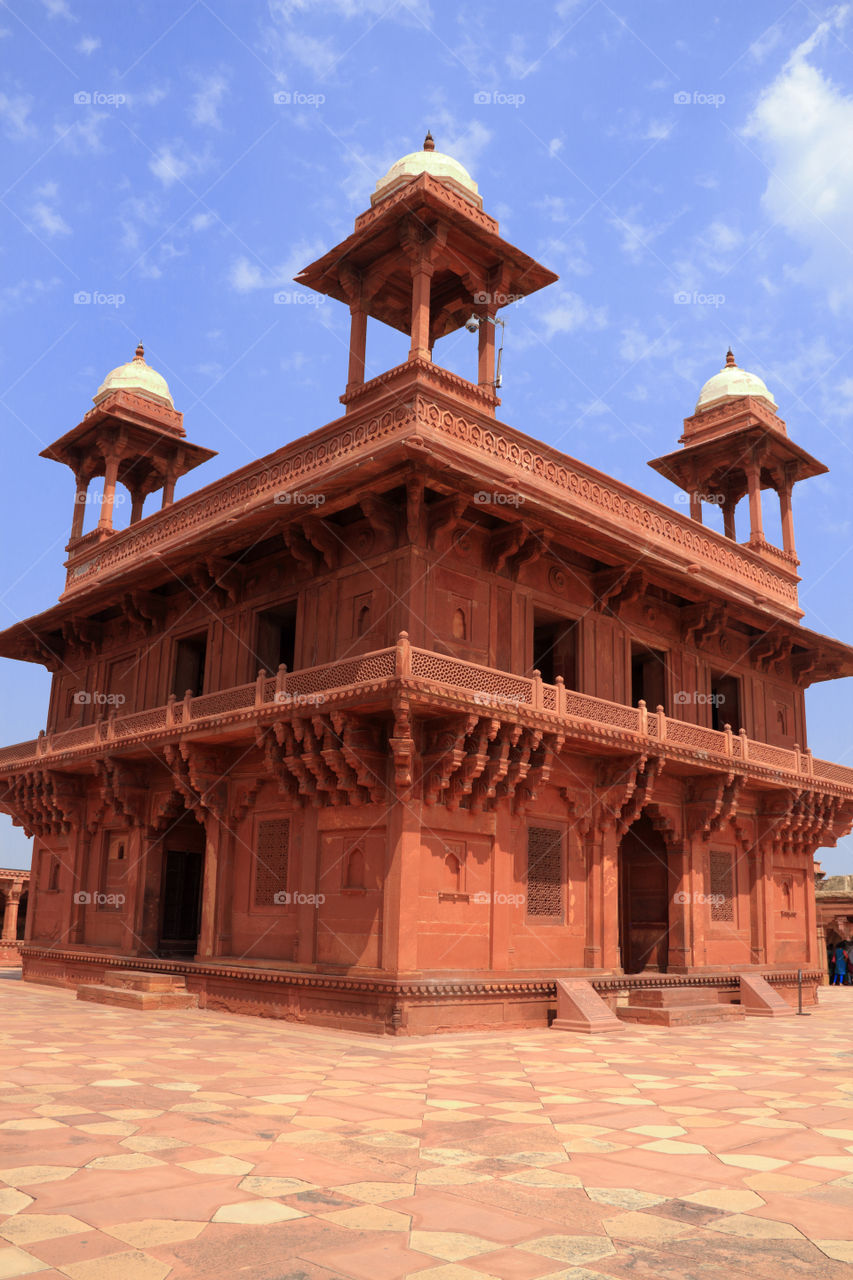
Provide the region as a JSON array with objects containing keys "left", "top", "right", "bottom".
[
  {"left": 0, "top": 92, "right": 36, "bottom": 141},
  {"left": 0, "top": 276, "right": 61, "bottom": 313},
  {"left": 148, "top": 142, "right": 210, "bottom": 187},
  {"left": 540, "top": 289, "right": 607, "bottom": 338},
  {"left": 744, "top": 6, "right": 853, "bottom": 310},
  {"left": 190, "top": 211, "right": 215, "bottom": 232},
  {"left": 191, "top": 73, "right": 228, "bottom": 128},
  {"left": 61, "top": 112, "right": 109, "bottom": 153},
  {"left": 42, "top": 0, "right": 74, "bottom": 17},
  {"left": 228, "top": 239, "right": 325, "bottom": 292},
  {"left": 76, "top": 35, "right": 100, "bottom": 54},
  {"left": 31, "top": 200, "right": 70, "bottom": 237}
]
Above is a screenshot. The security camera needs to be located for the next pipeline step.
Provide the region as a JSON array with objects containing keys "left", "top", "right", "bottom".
[{"left": 464, "top": 315, "right": 481, "bottom": 333}]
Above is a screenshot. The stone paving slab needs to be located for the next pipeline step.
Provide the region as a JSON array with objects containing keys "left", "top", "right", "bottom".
[{"left": 0, "top": 982, "right": 852, "bottom": 1278}]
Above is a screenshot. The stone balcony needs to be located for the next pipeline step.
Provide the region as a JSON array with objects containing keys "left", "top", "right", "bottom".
[{"left": 1, "top": 636, "right": 850, "bottom": 794}]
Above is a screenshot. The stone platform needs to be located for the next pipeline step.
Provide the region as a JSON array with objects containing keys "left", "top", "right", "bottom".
[
  {"left": 616, "top": 986, "right": 746, "bottom": 1027},
  {"left": 22, "top": 946, "right": 822, "bottom": 1034},
  {"left": 76, "top": 969, "right": 197, "bottom": 1011}
]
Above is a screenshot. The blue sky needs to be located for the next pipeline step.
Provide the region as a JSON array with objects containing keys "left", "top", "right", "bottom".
[{"left": 2, "top": 0, "right": 853, "bottom": 872}]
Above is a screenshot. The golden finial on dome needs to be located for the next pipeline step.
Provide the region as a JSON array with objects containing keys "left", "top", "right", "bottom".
[
  {"left": 423, "top": 131, "right": 435, "bottom": 152},
  {"left": 134, "top": 342, "right": 145, "bottom": 361},
  {"left": 725, "top": 348, "right": 736, "bottom": 368}
]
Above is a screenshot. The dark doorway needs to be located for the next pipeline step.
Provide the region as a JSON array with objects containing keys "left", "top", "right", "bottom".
[
  {"left": 532, "top": 613, "right": 578, "bottom": 688},
  {"left": 631, "top": 645, "right": 667, "bottom": 712},
  {"left": 710, "top": 672, "right": 742, "bottom": 733},
  {"left": 159, "top": 849, "right": 204, "bottom": 957},
  {"left": 172, "top": 633, "right": 207, "bottom": 699},
  {"left": 619, "top": 815, "right": 669, "bottom": 973},
  {"left": 256, "top": 602, "right": 297, "bottom": 675}
]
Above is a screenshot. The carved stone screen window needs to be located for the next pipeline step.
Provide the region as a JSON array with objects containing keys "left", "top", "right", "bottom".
[
  {"left": 709, "top": 850, "right": 735, "bottom": 923},
  {"left": 254, "top": 818, "right": 290, "bottom": 907},
  {"left": 526, "top": 826, "right": 563, "bottom": 921}
]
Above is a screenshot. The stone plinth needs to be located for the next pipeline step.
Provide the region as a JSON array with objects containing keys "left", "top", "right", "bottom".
[
  {"left": 552, "top": 979, "right": 624, "bottom": 1033},
  {"left": 77, "top": 970, "right": 197, "bottom": 1011},
  {"left": 739, "top": 973, "right": 795, "bottom": 1017}
]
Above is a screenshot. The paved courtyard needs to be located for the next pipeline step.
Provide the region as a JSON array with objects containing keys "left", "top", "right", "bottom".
[{"left": 0, "top": 981, "right": 852, "bottom": 1280}]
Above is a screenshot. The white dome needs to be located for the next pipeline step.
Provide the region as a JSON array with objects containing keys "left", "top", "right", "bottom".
[
  {"left": 373, "top": 133, "right": 479, "bottom": 205},
  {"left": 94, "top": 343, "right": 174, "bottom": 408},
  {"left": 696, "top": 351, "right": 776, "bottom": 414}
]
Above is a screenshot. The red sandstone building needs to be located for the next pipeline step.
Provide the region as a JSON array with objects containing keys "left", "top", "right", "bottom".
[{"left": 2, "top": 138, "right": 853, "bottom": 1032}]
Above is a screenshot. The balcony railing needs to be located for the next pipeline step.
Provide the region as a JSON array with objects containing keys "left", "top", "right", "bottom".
[{"left": 0, "top": 637, "right": 850, "bottom": 789}]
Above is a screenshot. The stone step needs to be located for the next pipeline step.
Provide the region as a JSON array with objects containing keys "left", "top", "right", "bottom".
[
  {"left": 617, "top": 1002, "right": 744, "bottom": 1027},
  {"left": 76, "top": 983, "right": 197, "bottom": 1011},
  {"left": 108, "top": 970, "right": 186, "bottom": 993}
]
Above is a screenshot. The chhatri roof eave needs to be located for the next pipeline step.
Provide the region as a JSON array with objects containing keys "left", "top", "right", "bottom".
[
  {"left": 294, "top": 173, "right": 558, "bottom": 307},
  {"left": 649, "top": 429, "right": 829, "bottom": 489},
  {"left": 39, "top": 415, "right": 217, "bottom": 469}
]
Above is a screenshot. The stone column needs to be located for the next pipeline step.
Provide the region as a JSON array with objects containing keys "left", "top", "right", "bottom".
[
  {"left": 382, "top": 796, "right": 422, "bottom": 973},
  {"left": 196, "top": 812, "right": 221, "bottom": 959},
  {"left": 478, "top": 313, "right": 496, "bottom": 386},
  {"left": 1, "top": 886, "right": 21, "bottom": 941},
  {"left": 746, "top": 459, "right": 764, "bottom": 542},
  {"left": 584, "top": 824, "right": 621, "bottom": 971},
  {"left": 97, "top": 453, "right": 121, "bottom": 531},
  {"left": 779, "top": 480, "right": 796, "bottom": 555},
  {"left": 689, "top": 492, "right": 703, "bottom": 523},
  {"left": 129, "top": 490, "right": 145, "bottom": 525},
  {"left": 161, "top": 469, "right": 177, "bottom": 508},
  {"left": 490, "top": 804, "right": 513, "bottom": 970},
  {"left": 69, "top": 831, "right": 92, "bottom": 945},
  {"left": 409, "top": 262, "right": 434, "bottom": 362},
  {"left": 722, "top": 496, "right": 736, "bottom": 540},
  {"left": 347, "top": 305, "right": 368, "bottom": 389},
  {"left": 70, "top": 475, "right": 89, "bottom": 542},
  {"left": 667, "top": 842, "right": 694, "bottom": 972}
]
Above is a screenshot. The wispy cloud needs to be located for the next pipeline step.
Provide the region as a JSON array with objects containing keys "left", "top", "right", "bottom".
[
  {"left": 744, "top": 5, "right": 853, "bottom": 311},
  {"left": 191, "top": 72, "right": 229, "bottom": 128}
]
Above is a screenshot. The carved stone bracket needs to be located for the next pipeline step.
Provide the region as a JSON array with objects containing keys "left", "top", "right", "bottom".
[
  {"left": 681, "top": 601, "right": 728, "bottom": 648},
  {"left": 593, "top": 567, "right": 647, "bottom": 617}
]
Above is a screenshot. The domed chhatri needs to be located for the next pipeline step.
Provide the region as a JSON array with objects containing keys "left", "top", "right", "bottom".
[
  {"left": 372, "top": 132, "right": 481, "bottom": 208},
  {"left": 94, "top": 342, "right": 174, "bottom": 408},
  {"left": 695, "top": 348, "right": 777, "bottom": 414}
]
